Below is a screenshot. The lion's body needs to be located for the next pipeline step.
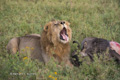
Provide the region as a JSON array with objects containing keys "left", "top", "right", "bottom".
[
  {"left": 7, "top": 20, "right": 72, "bottom": 66},
  {"left": 7, "top": 34, "right": 49, "bottom": 62}
]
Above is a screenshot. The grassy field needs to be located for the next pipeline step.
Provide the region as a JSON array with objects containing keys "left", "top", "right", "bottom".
[{"left": 0, "top": 0, "right": 120, "bottom": 80}]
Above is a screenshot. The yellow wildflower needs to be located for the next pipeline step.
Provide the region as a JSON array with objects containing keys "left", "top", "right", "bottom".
[
  {"left": 48, "top": 75, "right": 52, "bottom": 78},
  {"left": 55, "top": 78, "right": 57, "bottom": 80},
  {"left": 23, "top": 57, "right": 28, "bottom": 60},
  {"left": 25, "top": 46, "right": 29, "bottom": 49},
  {"left": 52, "top": 76, "right": 55, "bottom": 79},
  {"left": 31, "top": 47, "right": 34, "bottom": 50},
  {"left": 54, "top": 72, "right": 57, "bottom": 75}
]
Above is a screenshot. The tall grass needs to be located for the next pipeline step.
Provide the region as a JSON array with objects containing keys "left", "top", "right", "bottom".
[{"left": 0, "top": 0, "right": 120, "bottom": 80}]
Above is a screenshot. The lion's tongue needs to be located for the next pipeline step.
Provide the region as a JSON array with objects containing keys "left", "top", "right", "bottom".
[{"left": 61, "top": 33, "right": 68, "bottom": 41}]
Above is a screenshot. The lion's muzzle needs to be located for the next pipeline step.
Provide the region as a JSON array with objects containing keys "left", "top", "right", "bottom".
[{"left": 60, "top": 27, "right": 69, "bottom": 42}]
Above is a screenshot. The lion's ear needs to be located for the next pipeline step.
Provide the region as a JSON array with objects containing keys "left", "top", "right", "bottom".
[
  {"left": 44, "top": 22, "right": 51, "bottom": 32},
  {"left": 65, "top": 21, "right": 70, "bottom": 26},
  {"left": 44, "top": 25, "right": 48, "bottom": 32}
]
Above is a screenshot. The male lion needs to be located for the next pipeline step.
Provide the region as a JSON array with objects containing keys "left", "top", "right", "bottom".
[{"left": 7, "top": 20, "right": 72, "bottom": 66}]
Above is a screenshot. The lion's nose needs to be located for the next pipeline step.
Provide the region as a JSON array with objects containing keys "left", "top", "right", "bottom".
[{"left": 61, "top": 21, "right": 65, "bottom": 24}]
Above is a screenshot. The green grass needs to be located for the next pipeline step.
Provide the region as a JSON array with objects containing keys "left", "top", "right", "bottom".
[{"left": 0, "top": 0, "right": 120, "bottom": 80}]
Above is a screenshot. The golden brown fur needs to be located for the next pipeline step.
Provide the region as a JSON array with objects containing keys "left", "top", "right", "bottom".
[{"left": 7, "top": 20, "right": 72, "bottom": 66}]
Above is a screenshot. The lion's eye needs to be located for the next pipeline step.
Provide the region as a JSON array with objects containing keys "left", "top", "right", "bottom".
[{"left": 54, "top": 24, "right": 58, "bottom": 26}]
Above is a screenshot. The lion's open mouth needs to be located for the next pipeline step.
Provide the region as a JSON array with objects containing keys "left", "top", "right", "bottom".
[{"left": 60, "top": 27, "right": 68, "bottom": 41}]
